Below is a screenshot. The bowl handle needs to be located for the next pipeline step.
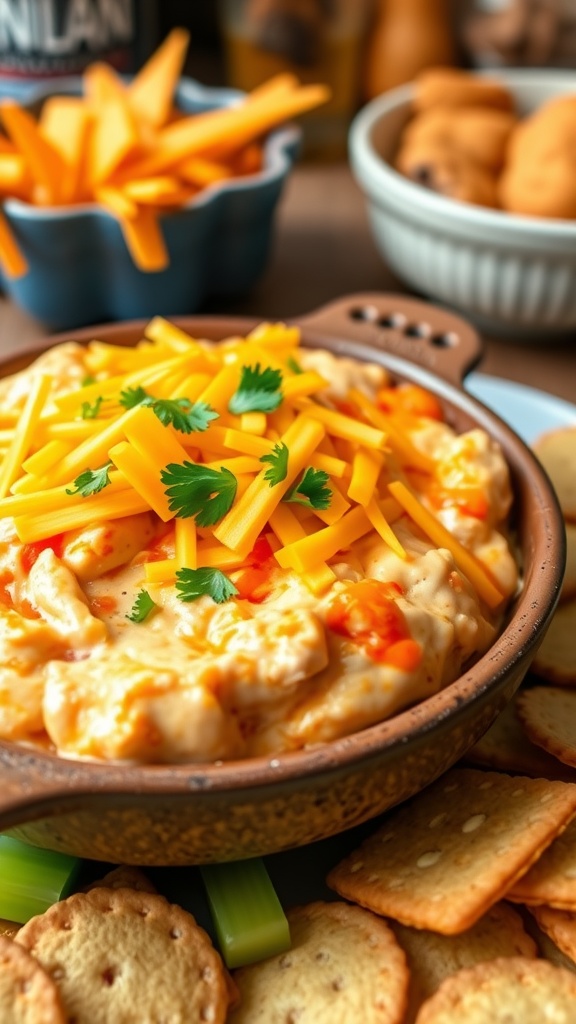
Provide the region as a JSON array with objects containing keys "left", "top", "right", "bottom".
[{"left": 294, "top": 292, "right": 483, "bottom": 388}]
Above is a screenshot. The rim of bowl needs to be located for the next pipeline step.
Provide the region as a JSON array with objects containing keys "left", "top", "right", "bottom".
[
  {"left": 348, "top": 68, "right": 576, "bottom": 241},
  {"left": 2, "top": 75, "right": 301, "bottom": 223},
  {"left": 0, "top": 318, "right": 565, "bottom": 795}
]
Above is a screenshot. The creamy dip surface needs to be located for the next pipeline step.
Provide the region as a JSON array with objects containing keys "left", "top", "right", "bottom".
[{"left": 0, "top": 322, "right": 519, "bottom": 763}]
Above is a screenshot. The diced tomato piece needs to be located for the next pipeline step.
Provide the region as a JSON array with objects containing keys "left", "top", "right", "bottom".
[
  {"left": 326, "top": 579, "right": 421, "bottom": 667},
  {"left": 20, "top": 534, "right": 66, "bottom": 574},
  {"left": 234, "top": 567, "right": 273, "bottom": 604},
  {"left": 377, "top": 383, "right": 444, "bottom": 421}
]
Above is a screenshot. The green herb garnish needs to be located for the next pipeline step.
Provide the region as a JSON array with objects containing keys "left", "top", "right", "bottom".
[
  {"left": 283, "top": 467, "right": 332, "bottom": 510},
  {"left": 126, "top": 589, "right": 157, "bottom": 623},
  {"left": 119, "top": 387, "right": 218, "bottom": 434},
  {"left": 286, "top": 355, "right": 303, "bottom": 375},
  {"left": 260, "top": 441, "right": 289, "bottom": 486},
  {"left": 152, "top": 398, "right": 218, "bottom": 434},
  {"left": 228, "top": 364, "right": 283, "bottom": 415},
  {"left": 81, "top": 374, "right": 96, "bottom": 387},
  {"left": 65, "top": 461, "right": 113, "bottom": 497},
  {"left": 119, "top": 385, "right": 149, "bottom": 409},
  {"left": 161, "top": 462, "right": 237, "bottom": 526},
  {"left": 175, "top": 567, "right": 238, "bottom": 604},
  {"left": 80, "top": 395, "right": 104, "bottom": 419}
]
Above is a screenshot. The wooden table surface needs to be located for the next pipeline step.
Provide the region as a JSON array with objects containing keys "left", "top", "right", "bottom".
[{"left": 1, "top": 163, "right": 575, "bottom": 404}]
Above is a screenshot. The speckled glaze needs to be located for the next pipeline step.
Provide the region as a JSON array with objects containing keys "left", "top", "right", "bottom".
[{"left": 0, "top": 294, "right": 565, "bottom": 865}]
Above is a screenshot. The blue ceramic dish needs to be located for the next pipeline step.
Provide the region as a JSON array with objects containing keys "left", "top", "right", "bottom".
[{"left": 0, "top": 77, "right": 300, "bottom": 331}]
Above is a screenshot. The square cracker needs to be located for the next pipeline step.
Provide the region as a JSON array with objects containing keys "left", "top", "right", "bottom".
[
  {"left": 326, "top": 768, "right": 576, "bottom": 935},
  {"left": 507, "top": 817, "right": 576, "bottom": 909},
  {"left": 391, "top": 902, "right": 537, "bottom": 1024}
]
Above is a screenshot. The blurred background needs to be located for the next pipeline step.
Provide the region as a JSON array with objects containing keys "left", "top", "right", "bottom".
[{"left": 2, "top": 1, "right": 576, "bottom": 159}]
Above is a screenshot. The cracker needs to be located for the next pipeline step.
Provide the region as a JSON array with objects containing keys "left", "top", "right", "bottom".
[
  {"left": 531, "top": 602, "right": 576, "bottom": 685},
  {"left": 391, "top": 902, "right": 537, "bottom": 1024},
  {"left": 522, "top": 912, "right": 576, "bottom": 972},
  {"left": 516, "top": 686, "right": 576, "bottom": 766},
  {"left": 16, "top": 887, "right": 231, "bottom": 1024},
  {"left": 413, "top": 956, "right": 576, "bottom": 1023},
  {"left": 528, "top": 905, "right": 576, "bottom": 966},
  {"left": 228, "top": 900, "right": 408, "bottom": 1024},
  {"left": 507, "top": 817, "right": 576, "bottom": 909},
  {"left": 83, "top": 865, "right": 157, "bottom": 894},
  {"left": 464, "top": 696, "right": 576, "bottom": 780},
  {"left": 326, "top": 768, "right": 576, "bottom": 934},
  {"left": 533, "top": 426, "right": 576, "bottom": 522},
  {"left": 0, "top": 932, "right": 65, "bottom": 1023},
  {"left": 0, "top": 921, "right": 19, "bottom": 939}
]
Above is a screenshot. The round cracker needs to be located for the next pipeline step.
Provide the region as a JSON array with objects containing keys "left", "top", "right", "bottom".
[
  {"left": 414, "top": 956, "right": 576, "bottom": 1023},
  {"left": 16, "top": 887, "right": 230, "bottom": 1024},
  {"left": 533, "top": 427, "right": 576, "bottom": 522},
  {"left": 532, "top": 601, "right": 576, "bottom": 685},
  {"left": 0, "top": 932, "right": 65, "bottom": 1024},
  {"left": 229, "top": 900, "right": 408, "bottom": 1024},
  {"left": 390, "top": 901, "right": 537, "bottom": 1019},
  {"left": 516, "top": 686, "right": 576, "bottom": 768}
]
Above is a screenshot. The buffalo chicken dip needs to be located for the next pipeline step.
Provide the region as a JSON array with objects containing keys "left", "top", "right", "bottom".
[{"left": 0, "top": 320, "right": 518, "bottom": 763}]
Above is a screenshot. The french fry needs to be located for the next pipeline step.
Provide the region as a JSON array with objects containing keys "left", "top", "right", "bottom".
[
  {"left": 0, "top": 100, "right": 66, "bottom": 204},
  {"left": 128, "top": 26, "right": 190, "bottom": 129},
  {"left": 0, "top": 31, "right": 330, "bottom": 275},
  {"left": 0, "top": 208, "right": 27, "bottom": 278},
  {"left": 119, "top": 208, "right": 169, "bottom": 272}
]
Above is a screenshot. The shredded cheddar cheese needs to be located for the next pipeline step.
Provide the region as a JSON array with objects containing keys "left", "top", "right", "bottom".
[{"left": 0, "top": 317, "right": 507, "bottom": 615}]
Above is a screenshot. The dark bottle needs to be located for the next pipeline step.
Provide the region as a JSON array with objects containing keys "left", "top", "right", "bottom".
[{"left": 0, "top": 0, "right": 159, "bottom": 88}]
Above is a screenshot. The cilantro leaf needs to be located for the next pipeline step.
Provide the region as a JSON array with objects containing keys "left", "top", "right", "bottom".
[
  {"left": 175, "top": 567, "right": 238, "bottom": 604},
  {"left": 228, "top": 363, "right": 283, "bottom": 415},
  {"left": 152, "top": 398, "right": 218, "bottom": 434},
  {"left": 286, "top": 356, "right": 303, "bottom": 375},
  {"left": 126, "top": 589, "right": 157, "bottom": 623},
  {"left": 65, "top": 461, "right": 113, "bottom": 498},
  {"left": 260, "top": 442, "right": 289, "bottom": 486},
  {"left": 119, "top": 387, "right": 218, "bottom": 434},
  {"left": 283, "top": 467, "right": 332, "bottom": 510},
  {"left": 80, "top": 395, "right": 104, "bottom": 419},
  {"left": 161, "top": 462, "right": 237, "bottom": 527},
  {"left": 81, "top": 374, "right": 96, "bottom": 387},
  {"left": 120, "top": 385, "right": 149, "bottom": 409}
]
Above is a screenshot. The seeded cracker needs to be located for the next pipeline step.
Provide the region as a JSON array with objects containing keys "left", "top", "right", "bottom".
[
  {"left": 413, "top": 956, "right": 576, "bottom": 1024},
  {"left": 506, "top": 816, "right": 576, "bottom": 908},
  {"left": 517, "top": 686, "right": 576, "bottom": 766},
  {"left": 15, "top": 887, "right": 232, "bottom": 1024},
  {"left": 533, "top": 426, "right": 576, "bottom": 522},
  {"left": 228, "top": 901, "right": 408, "bottom": 1024},
  {"left": 0, "top": 932, "right": 65, "bottom": 1024},
  {"left": 528, "top": 904, "right": 576, "bottom": 966},
  {"left": 390, "top": 902, "right": 537, "bottom": 1024},
  {"left": 530, "top": 603, "right": 576, "bottom": 685},
  {"left": 464, "top": 697, "right": 575, "bottom": 780},
  {"left": 326, "top": 768, "right": 576, "bottom": 934}
]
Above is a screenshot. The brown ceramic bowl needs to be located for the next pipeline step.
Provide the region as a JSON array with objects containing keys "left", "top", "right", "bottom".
[{"left": 0, "top": 293, "right": 564, "bottom": 865}]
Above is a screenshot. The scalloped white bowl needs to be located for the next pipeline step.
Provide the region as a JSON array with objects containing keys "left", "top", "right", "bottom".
[{"left": 349, "top": 70, "right": 576, "bottom": 338}]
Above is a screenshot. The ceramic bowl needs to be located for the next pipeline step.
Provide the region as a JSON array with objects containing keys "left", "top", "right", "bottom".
[
  {"left": 0, "top": 293, "right": 565, "bottom": 865},
  {"left": 349, "top": 70, "right": 576, "bottom": 338},
  {"left": 0, "top": 76, "right": 300, "bottom": 332}
]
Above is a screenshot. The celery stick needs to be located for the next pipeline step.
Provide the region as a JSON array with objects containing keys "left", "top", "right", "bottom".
[
  {"left": 0, "top": 836, "right": 81, "bottom": 923},
  {"left": 200, "top": 857, "right": 291, "bottom": 968}
]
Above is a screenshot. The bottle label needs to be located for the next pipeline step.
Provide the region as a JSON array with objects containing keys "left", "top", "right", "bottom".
[{"left": 0, "top": 0, "right": 138, "bottom": 78}]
